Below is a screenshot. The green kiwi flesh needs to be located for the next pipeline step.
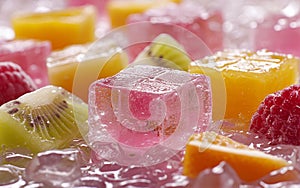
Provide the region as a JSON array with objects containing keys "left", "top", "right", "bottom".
[
  {"left": 0, "top": 85, "right": 88, "bottom": 154},
  {"left": 133, "top": 33, "right": 191, "bottom": 71}
]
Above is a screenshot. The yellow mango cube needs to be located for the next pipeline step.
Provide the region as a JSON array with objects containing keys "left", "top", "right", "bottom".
[
  {"left": 47, "top": 42, "right": 128, "bottom": 102},
  {"left": 12, "top": 6, "right": 96, "bottom": 50},
  {"left": 189, "top": 49, "right": 299, "bottom": 128},
  {"left": 107, "top": 0, "right": 181, "bottom": 28}
]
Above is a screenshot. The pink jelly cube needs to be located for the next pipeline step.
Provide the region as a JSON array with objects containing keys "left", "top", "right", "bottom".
[
  {"left": 0, "top": 40, "right": 51, "bottom": 87},
  {"left": 126, "top": 2, "right": 223, "bottom": 59},
  {"left": 88, "top": 65, "right": 212, "bottom": 166},
  {"left": 255, "top": 14, "right": 300, "bottom": 57},
  {"left": 67, "top": 0, "right": 109, "bottom": 16}
]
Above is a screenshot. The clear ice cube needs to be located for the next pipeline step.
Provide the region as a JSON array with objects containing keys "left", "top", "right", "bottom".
[{"left": 88, "top": 65, "right": 212, "bottom": 166}]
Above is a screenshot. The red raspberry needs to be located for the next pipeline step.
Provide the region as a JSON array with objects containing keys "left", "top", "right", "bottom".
[
  {"left": 250, "top": 85, "right": 300, "bottom": 145},
  {"left": 0, "top": 62, "right": 37, "bottom": 105}
]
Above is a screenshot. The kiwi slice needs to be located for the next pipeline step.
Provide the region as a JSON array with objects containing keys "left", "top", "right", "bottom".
[
  {"left": 0, "top": 85, "right": 88, "bottom": 154},
  {"left": 133, "top": 33, "right": 191, "bottom": 71}
]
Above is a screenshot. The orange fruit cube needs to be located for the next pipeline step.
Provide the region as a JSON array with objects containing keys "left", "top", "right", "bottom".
[
  {"left": 12, "top": 6, "right": 96, "bottom": 50},
  {"left": 183, "top": 131, "right": 289, "bottom": 182},
  {"left": 108, "top": 0, "right": 181, "bottom": 28},
  {"left": 189, "top": 49, "right": 299, "bottom": 129},
  {"left": 47, "top": 43, "right": 128, "bottom": 102}
]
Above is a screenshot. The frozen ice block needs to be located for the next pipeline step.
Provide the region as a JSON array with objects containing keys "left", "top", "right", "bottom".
[
  {"left": 0, "top": 40, "right": 51, "bottom": 87},
  {"left": 88, "top": 65, "right": 212, "bottom": 166},
  {"left": 47, "top": 40, "right": 128, "bottom": 102},
  {"left": 127, "top": 2, "right": 223, "bottom": 53},
  {"left": 12, "top": 5, "right": 96, "bottom": 50},
  {"left": 107, "top": 0, "right": 181, "bottom": 28}
]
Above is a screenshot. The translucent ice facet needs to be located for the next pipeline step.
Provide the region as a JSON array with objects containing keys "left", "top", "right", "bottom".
[
  {"left": 0, "top": 165, "right": 24, "bottom": 187},
  {"left": 88, "top": 65, "right": 212, "bottom": 166},
  {"left": 24, "top": 149, "right": 83, "bottom": 187},
  {"left": 191, "top": 162, "right": 241, "bottom": 188},
  {"left": 0, "top": 40, "right": 51, "bottom": 88}
]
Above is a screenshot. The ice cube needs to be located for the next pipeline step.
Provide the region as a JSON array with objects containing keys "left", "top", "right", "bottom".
[
  {"left": 0, "top": 165, "right": 24, "bottom": 187},
  {"left": 89, "top": 150, "right": 189, "bottom": 187},
  {"left": 0, "top": 40, "right": 51, "bottom": 88},
  {"left": 24, "top": 149, "right": 83, "bottom": 187},
  {"left": 127, "top": 1, "right": 223, "bottom": 57},
  {"left": 190, "top": 162, "right": 241, "bottom": 188},
  {"left": 88, "top": 65, "right": 212, "bottom": 166}
]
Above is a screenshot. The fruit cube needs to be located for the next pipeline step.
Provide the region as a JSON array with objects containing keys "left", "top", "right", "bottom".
[
  {"left": 107, "top": 0, "right": 181, "bottom": 28},
  {"left": 0, "top": 40, "right": 51, "bottom": 87},
  {"left": 12, "top": 6, "right": 96, "bottom": 50},
  {"left": 88, "top": 65, "right": 212, "bottom": 165},
  {"left": 67, "top": 0, "right": 109, "bottom": 17},
  {"left": 47, "top": 41, "right": 128, "bottom": 102},
  {"left": 183, "top": 132, "right": 289, "bottom": 182},
  {"left": 127, "top": 2, "right": 223, "bottom": 54},
  {"left": 255, "top": 14, "right": 300, "bottom": 57},
  {"left": 189, "top": 49, "right": 299, "bottom": 129}
]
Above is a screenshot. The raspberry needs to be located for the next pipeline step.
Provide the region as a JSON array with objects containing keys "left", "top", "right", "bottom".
[
  {"left": 250, "top": 85, "right": 300, "bottom": 145},
  {"left": 0, "top": 62, "right": 37, "bottom": 105}
]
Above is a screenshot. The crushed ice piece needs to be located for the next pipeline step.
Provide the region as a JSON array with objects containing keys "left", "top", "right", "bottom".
[
  {"left": 88, "top": 65, "right": 212, "bottom": 166},
  {"left": 190, "top": 161, "right": 241, "bottom": 188},
  {"left": 24, "top": 149, "right": 83, "bottom": 187},
  {"left": 0, "top": 165, "right": 25, "bottom": 187}
]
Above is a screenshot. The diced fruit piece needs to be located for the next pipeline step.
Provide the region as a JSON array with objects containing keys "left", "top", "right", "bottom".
[
  {"left": 127, "top": 2, "right": 223, "bottom": 54},
  {"left": 107, "top": 0, "right": 181, "bottom": 28},
  {"left": 189, "top": 49, "right": 299, "bottom": 129},
  {"left": 47, "top": 41, "right": 128, "bottom": 102},
  {"left": 0, "top": 85, "right": 88, "bottom": 154},
  {"left": 12, "top": 6, "right": 96, "bottom": 50},
  {"left": 183, "top": 131, "right": 289, "bottom": 182},
  {"left": 0, "top": 40, "right": 51, "bottom": 87},
  {"left": 133, "top": 33, "right": 191, "bottom": 71},
  {"left": 250, "top": 85, "right": 300, "bottom": 145},
  {"left": 88, "top": 65, "right": 212, "bottom": 165},
  {"left": 0, "top": 62, "right": 37, "bottom": 106}
]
